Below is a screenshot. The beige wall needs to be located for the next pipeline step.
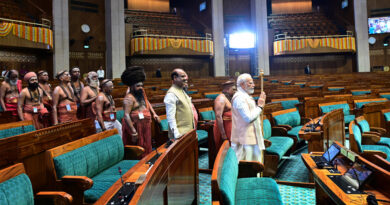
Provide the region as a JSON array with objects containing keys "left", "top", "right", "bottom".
[{"left": 127, "top": 0, "right": 169, "bottom": 12}]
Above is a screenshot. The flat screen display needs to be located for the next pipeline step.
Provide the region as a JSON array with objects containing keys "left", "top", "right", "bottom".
[
  {"left": 368, "top": 17, "right": 390, "bottom": 34},
  {"left": 229, "top": 32, "right": 255, "bottom": 49},
  {"left": 322, "top": 144, "right": 340, "bottom": 162},
  {"left": 343, "top": 163, "right": 373, "bottom": 189}
]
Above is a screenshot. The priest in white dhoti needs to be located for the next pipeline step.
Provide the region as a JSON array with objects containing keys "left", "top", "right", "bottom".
[{"left": 231, "top": 73, "right": 266, "bottom": 163}]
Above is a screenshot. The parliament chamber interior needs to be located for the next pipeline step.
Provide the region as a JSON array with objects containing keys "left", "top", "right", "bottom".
[{"left": 1, "top": 0, "right": 390, "bottom": 204}]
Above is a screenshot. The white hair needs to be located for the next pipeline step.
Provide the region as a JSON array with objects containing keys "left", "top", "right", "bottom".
[{"left": 236, "top": 73, "right": 252, "bottom": 87}]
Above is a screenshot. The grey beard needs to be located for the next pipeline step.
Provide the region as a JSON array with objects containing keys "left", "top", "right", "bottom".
[
  {"left": 9, "top": 79, "right": 17, "bottom": 86},
  {"left": 89, "top": 79, "right": 99, "bottom": 88},
  {"left": 222, "top": 91, "right": 232, "bottom": 102}
]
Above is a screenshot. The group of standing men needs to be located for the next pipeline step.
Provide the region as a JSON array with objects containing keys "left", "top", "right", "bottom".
[{"left": 0, "top": 66, "right": 268, "bottom": 163}]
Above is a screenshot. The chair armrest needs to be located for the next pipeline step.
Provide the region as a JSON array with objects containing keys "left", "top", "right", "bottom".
[
  {"left": 264, "top": 139, "right": 272, "bottom": 148},
  {"left": 238, "top": 160, "right": 264, "bottom": 178},
  {"left": 361, "top": 151, "right": 388, "bottom": 160},
  {"left": 370, "top": 127, "right": 387, "bottom": 136},
  {"left": 274, "top": 124, "right": 292, "bottom": 130},
  {"left": 272, "top": 126, "right": 288, "bottom": 136},
  {"left": 362, "top": 133, "right": 381, "bottom": 144},
  {"left": 35, "top": 191, "right": 73, "bottom": 205},
  {"left": 124, "top": 145, "right": 145, "bottom": 160},
  {"left": 61, "top": 176, "right": 93, "bottom": 191}
]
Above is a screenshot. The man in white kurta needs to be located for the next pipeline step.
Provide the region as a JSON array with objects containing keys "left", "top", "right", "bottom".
[{"left": 231, "top": 73, "right": 266, "bottom": 163}]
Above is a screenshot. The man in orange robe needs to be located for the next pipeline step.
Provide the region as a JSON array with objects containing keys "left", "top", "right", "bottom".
[
  {"left": 52, "top": 71, "right": 78, "bottom": 124},
  {"left": 0, "top": 70, "right": 22, "bottom": 115}
]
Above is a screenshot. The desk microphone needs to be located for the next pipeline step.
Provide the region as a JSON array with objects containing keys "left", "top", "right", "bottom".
[{"left": 118, "top": 167, "right": 125, "bottom": 186}]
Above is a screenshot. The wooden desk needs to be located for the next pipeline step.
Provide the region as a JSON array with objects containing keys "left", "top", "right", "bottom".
[
  {"left": 302, "top": 150, "right": 390, "bottom": 205},
  {"left": 299, "top": 116, "right": 323, "bottom": 153},
  {"left": 96, "top": 129, "right": 198, "bottom": 205}
]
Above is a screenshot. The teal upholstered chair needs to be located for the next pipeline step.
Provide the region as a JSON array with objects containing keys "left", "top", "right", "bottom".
[
  {"left": 354, "top": 98, "right": 388, "bottom": 109},
  {"left": 46, "top": 129, "right": 143, "bottom": 204},
  {"left": 295, "top": 82, "right": 306, "bottom": 88},
  {"left": 382, "top": 109, "right": 390, "bottom": 137},
  {"left": 0, "top": 120, "right": 36, "bottom": 139},
  {"left": 349, "top": 121, "right": 390, "bottom": 162},
  {"left": 271, "top": 108, "right": 308, "bottom": 145},
  {"left": 355, "top": 116, "right": 390, "bottom": 148},
  {"left": 116, "top": 109, "right": 125, "bottom": 123},
  {"left": 328, "top": 87, "right": 344, "bottom": 91},
  {"left": 0, "top": 163, "right": 72, "bottom": 205},
  {"left": 271, "top": 79, "right": 279, "bottom": 83},
  {"left": 319, "top": 101, "right": 355, "bottom": 124},
  {"left": 211, "top": 141, "right": 283, "bottom": 205},
  {"left": 380, "top": 92, "right": 390, "bottom": 100},
  {"left": 271, "top": 98, "right": 300, "bottom": 110},
  {"left": 309, "top": 84, "right": 323, "bottom": 89},
  {"left": 351, "top": 89, "right": 371, "bottom": 96},
  {"left": 158, "top": 114, "right": 208, "bottom": 147},
  {"left": 263, "top": 119, "right": 294, "bottom": 176},
  {"left": 204, "top": 92, "right": 220, "bottom": 100},
  {"left": 199, "top": 107, "right": 216, "bottom": 121}
]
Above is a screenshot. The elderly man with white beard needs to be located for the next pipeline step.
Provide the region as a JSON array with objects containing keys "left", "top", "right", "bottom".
[
  {"left": 231, "top": 73, "right": 267, "bottom": 163},
  {"left": 80, "top": 71, "right": 100, "bottom": 121}
]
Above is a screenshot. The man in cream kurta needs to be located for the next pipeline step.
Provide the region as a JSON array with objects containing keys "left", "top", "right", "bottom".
[
  {"left": 231, "top": 73, "right": 266, "bottom": 163},
  {"left": 164, "top": 68, "right": 198, "bottom": 139}
]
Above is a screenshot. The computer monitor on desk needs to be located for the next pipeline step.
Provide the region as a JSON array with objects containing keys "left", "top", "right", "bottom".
[
  {"left": 311, "top": 143, "right": 340, "bottom": 168},
  {"left": 343, "top": 162, "right": 373, "bottom": 190}
]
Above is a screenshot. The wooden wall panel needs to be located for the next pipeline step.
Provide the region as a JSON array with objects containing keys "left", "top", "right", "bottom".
[
  {"left": 128, "top": 56, "right": 211, "bottom": 79},
  {"left": 272, "top": 0, "right": 312, "bottom": 14},
  {"left": 127, "top": 0, "right": 170, "bottom": 12},
  {"left": 69, "top": 0, "right": 106, "bottom": 75},
  {"left": 270, "top": 54, "right": 355, "bottom": 75}
]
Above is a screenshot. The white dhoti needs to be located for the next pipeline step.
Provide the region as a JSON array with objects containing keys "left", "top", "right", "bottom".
[
  {"left": 95, "top": 120, "right": 122, "bottom": 138},
  {"left": 231, "top": 143, "right": 263, "bottom": 163}
]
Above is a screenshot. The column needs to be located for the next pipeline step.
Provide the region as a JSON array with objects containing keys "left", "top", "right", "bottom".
[
  {"left": 354, "top": 0, "right": 370, "bottom": 72},
  {"left": 212, "top": 0, "right": 226, "bottom": 76},
  {"left": 105, "top": 0, "right": 126, "bottom": 79},
  {"left": 252, "top": 0, "right": 270, "bottom": 75},
  {"left": 52, "top": 0, "right": 69, "bottom": 77}
]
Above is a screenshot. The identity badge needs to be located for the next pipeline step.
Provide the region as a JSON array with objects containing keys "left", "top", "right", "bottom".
[
  {"left": 66, "top": 104, "right": 71, "bottom": 111},
  {"left": 110, "top": 113, "right": 115, "bottom": 120},
  {"left": 33, "top": 107, "right": 38, "bottom": 113},
  {"left": 138, "top": 112, "right": 144, "bottom": 119}
]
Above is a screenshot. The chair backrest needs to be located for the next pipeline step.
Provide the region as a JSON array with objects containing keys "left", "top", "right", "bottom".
[
  {"left": 348, "top": 121, "right": 363, "bottom": 153},
  {"left": 382, "top": 109, "right": 390, "bottom": 122},
  {"left": 199, "top": 107, "right": 215, "bottom": 121},
  {"left": 204, "top": 92, "right": 221, "bottom": 100},
  {"left": 0, "top": 163, "right": 34, "bottom": 205},
  {"left": 321, "top": 109, "right": 345, "bottom": 148},
  {"left": 318, "top": 101, "right": 350, "bottom": 116},
  {"left": 271, "top": 108, "right": 301, "bottom": 127},
  {"left": 263, "top": 119, "right": 272, "bottom": 140},
  {"left": 355, "top": 116, "right": 371, "bottom": 133},
  {"left": 271, "top": 98, "right": 299, "bottom": 110},
  {"left": 46, "top": 129, "right": 123, "bottom": 181},
  {"left": 0, "top": 120, "right": 35, "bottom": 139},
  {"left": 159, "top": 115, "right": 168, "bottom": 131},
  {"left": 351, "top": 89, "right": 371, "bottom": 96},
  {"left": 379, "top": 92, "right": 390, "bottom": 100},
  {"left": 211, "top": 141, "right": 238, "bottom": 205},
  {"left": 116, "top": 109, "right": 125, "bottom": 122},
  {"left": 354, "top": 98, "right": 388, "bottom": 109}
]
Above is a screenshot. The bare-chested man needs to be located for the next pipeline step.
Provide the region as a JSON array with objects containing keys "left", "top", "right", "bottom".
[
  {"left": 213, "top": 80, "right": 236, "bottom": 151},
  {"left": 52, "top": 71, "right": 78, "bottom": 124},
  {"left": 69, "top": 67, "right": 84, "bottom": 112},
  {"left": 80, "top": 71, "right": 99, "bottom": 120},
  {"left": 37, "top": 70, "right": 52, "bottom": 104},
  {"left": 95, "top": 79, "right": 122, "bottom": 135},
  {"left": 121, "top": 66, "right": 159, "bottom": 156},
  {"left": 17, "top": 72, "right": 49, "bottom": 129},
  {"left": 0, "top": 70, "right": 22, "bottom": 115}
]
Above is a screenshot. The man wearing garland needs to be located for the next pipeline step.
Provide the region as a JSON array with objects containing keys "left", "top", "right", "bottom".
[{"left": 17, "top": 72, "right": 49, "bottom": 129}]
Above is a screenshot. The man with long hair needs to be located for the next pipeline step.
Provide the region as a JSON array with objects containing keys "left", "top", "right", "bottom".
[
  {"left": 0, "top": 70, "right": 22, "bottom": 115},
  {"left": 121, "top": 66, "right": 159, "bottom": 156}
]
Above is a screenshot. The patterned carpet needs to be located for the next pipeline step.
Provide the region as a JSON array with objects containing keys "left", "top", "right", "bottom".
[{"left": 198, "top": 146, "right": 316, "bottom": 205}]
